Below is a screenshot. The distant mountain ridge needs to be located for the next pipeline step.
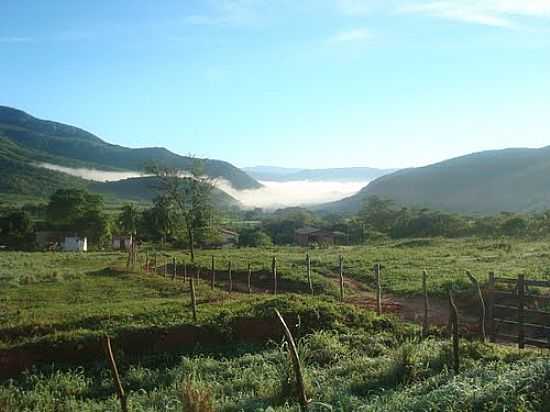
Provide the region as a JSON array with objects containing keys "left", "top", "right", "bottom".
[
  {"left": 244, "top": 166, "right": 397, "bottom": 182},
  {"left": 0, "top": 106, "right": 261, "bottom": 190},
  {"left": 320, "top": 146, "right": 550, "bottom": 215}
]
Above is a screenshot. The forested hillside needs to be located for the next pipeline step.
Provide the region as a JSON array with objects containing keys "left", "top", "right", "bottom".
[{"left": 321, "top": 147, "right": 550, "bottom": 215}]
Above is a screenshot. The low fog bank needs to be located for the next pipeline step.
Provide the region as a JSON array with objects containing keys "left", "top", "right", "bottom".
[
  {"left": 37, "top": 163, "right": 145, "bottom": 182},
  {"left": 218, "top": 179, "right": 368, "bottom": 209},
  {"left": 37, "top": 162, "right": 366, "bottom": 208}
]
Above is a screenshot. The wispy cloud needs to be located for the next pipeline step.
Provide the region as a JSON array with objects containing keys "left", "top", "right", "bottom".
[
  {"left": 0, "top": 36, "right": 32, "bottom": 43},
  {"left": 329, "top": 27, "right": 371, "bottom": 43},
  {"left": 184, "top": 0, "right": 269, "bottom": 27},
  {"left": 399, "top": 1, "right": 550, "bottom": 30}
]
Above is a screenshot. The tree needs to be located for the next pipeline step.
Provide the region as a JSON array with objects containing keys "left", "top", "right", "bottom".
[
  {"left": 47, "top": 189, "right": 103, "bottom": 227},
  {"left": 118, "top": 204, "right": 139, "bottom": 235},
  {"left": 147, "top": 160, "right": 214, "bottom": 261},
  {"left": 74, "top": 209, "right": 111, "bottom": 249},
  {"left": 0, "top": 210, "right": 35, "bottom": 250},
  {"left": 239, "top": 227, "right": 273, "bottom": 248},
  {"left": 358, "top": 196, "right": 398, "bottom": 234}
]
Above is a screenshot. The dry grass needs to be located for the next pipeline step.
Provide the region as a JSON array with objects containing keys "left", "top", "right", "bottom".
[{"left": 180, "top": 379, "right": 214, "bottom": 412}]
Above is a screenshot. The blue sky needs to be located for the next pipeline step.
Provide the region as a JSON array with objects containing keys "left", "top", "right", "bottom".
[{"left": 1, "top": 0, "right": 550, "bottom": 169}]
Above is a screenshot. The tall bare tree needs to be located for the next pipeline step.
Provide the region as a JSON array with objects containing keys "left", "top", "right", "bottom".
[{"left": 147, "top": 159, "right": 214, "bottom": 262}]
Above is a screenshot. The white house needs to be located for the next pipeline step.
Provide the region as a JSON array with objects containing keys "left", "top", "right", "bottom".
[{"left": 63, "top": 236, "right": 87, "bottom": 252}]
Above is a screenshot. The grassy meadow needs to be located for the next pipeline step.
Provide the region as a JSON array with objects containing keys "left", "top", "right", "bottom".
[{"left": 1, "top": 237, "right": 550, "bottom": 410}]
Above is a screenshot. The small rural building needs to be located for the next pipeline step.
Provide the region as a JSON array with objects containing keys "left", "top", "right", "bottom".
[
  {"left": 62, "top": 236, "right": 87, "bottom": 252},
  {"left": 36, "top": 231, "right": 88, "bottom": 251},
  {"left": 295, "top": 227, "right": 341, "bottom": 246},
  {"left": 220, "top": 229, "right": 239, "bottom": 248},
  {"left": 112, "top": 235, "right": 133, "bottom": 250}
]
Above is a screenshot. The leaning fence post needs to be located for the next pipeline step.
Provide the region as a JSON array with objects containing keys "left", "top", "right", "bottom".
[
  {"left": 422, "top": 270, "right": 429, "bottom": 337},
  {"left": 448, "top": 290, "right": 460, "bottom": 373},
  {"left": 103, "top": 336, "right": 129, "bottom": 412},
  {"left": 184, "top": 261, "right": 188, "bottom": 282},
  {"left": 375, "top": 264, "right": 382, "bottom": 315},
  {"left": 228, "top": 261, "right": 233, "bottom": 294},
  {"left": 189, "top": 278, "right": 197, "bottom": 322},
  {"left": 211, "top": 256, "right": 215, "bottom": 290},
  {"left": 275, "top": 309, "right": 310, "bottom": 412},
  {"left": 339, "top": 255, "right": 344, "bottom": 302},
  {"left": 488, "top": 272, "right": 496, "bottom": 343},
  {"left": 306, "top": 252, "right": 313, "bottom": 295},
  {"left": 518, "top": 274, "right": 525, "bottom": 349},
  {"left": 172, "top": 257, "right": 177, "bottom": 281},
  {"left": 248, "top": 263, "right": 252, "bottom": 294},
  {"left": 466, "top": 270, "right": 486, "bottom": 343},
  {"left": 272, "top": 257, "right": 278, "bottom": 295}
]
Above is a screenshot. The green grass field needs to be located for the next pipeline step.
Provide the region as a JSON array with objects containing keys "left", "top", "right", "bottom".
[{"left": 2, "top": 237, "right": 550, "bottom": 411}]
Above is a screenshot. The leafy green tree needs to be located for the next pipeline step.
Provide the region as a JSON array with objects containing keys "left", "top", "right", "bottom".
[
  {"left": 147, "top": 160, "right": 214, "bottom": 260},
  {"left": 118, "top": 203, "right": 139, "bottom": 235},
  {"left": 0, "top": 210, "right": 35, "bottom": 250},
  {"left": 239, "top": 227, "right": 273, "bottom": 248},
  {"left": 358, "top": 196, "right": 398, "bottom": 234},
  {"left": 74, "top": 209, "right": 111, "bottom": 249},
  {"left": 46, "top": 189, "right": 103, "bottom": 227}
]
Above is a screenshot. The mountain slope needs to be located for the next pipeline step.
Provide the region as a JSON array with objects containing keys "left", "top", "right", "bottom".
[
  {"left": 0, "top": 106, "right": 260, "bottom": 190},
  {"left": 321, "top": 147, "right": 550, "bottom": 215},
  {"left": 244, "top": 166, "right": 396, "bottom": 182}
]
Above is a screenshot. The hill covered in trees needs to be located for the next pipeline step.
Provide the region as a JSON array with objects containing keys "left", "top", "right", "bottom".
[
  {"left": 0, "top": 106, "right": 260, "bottom": 191},
  {"left": 321, "top": 147, "right": 550, "bottom": 215}
]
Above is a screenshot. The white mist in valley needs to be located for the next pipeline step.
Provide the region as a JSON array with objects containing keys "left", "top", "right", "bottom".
[
  {"left": 37, "top": 163, "right": 146, "bottom": 182},
  {"left": 217, "top": 180, "right": 368, "bottom": 209},
  {"left": 37, "top": 162, "right": 366, "bottom": 208}
]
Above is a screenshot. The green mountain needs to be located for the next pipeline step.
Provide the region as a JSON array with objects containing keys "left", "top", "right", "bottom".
[
  {"left": 0, "top": 106, "right": 260, "bottom": 190},
  {"left": 321, "top": 147, "right": 550, "bottom": 215}
]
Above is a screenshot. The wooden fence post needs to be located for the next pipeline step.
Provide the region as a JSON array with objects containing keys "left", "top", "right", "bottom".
[
  {"left": 145, "top": 251, "right": 149, "bottom": 273},
  {"left": 190, "top": 278, "right": 197, "bottom": 322},
  {"left": 154, "top": 255, "right": 157, "bottom": 275},
  {"left": 306, "top": 252, "right": 313, "bottom": 295},
  {"left": 272, "top": 257, "right": 278, "bottom": 295},
  {"left": 211, "top": 256, "right": 215, "bottom": 290},
  {"left": 196, "top": 267, "right": 201, "bottom": 284},
  {"left": 275, "top": 309, "right": 310, "bottom": 412},
  {"left": 339, "top": 255, "right": 344, "bottom": 302},
  {"left": 488, "top": 272, "right": 496, "bottom": 343},
  {"left": 172, "top": 257, "right": 177, "bottom": 281},
  {"left": 466, "top": 270, "right": 486, "bottom": 343},
  {"left": 228, "top": 261, "right": 233, "bottom": 294},
  {"left": 375, "top": 264, "right": 382, "bottom": 315},
  {"left": 103, "top": 336, "right": 129, "bottom": 412},
  {"left": 422, "top": 270, "right": 429, "bottom": 337},
  {"left": 518, "top": 274, "right": 525, "bottom": 349},
  {"left": 448, "top": 290, "right": 460, "bottom": 373},
  {"left": 164, "top": 258, "right": 167, "bottom": 278},
  {"left": 248, "top": 263, "right": 252, "bottom": 294}
]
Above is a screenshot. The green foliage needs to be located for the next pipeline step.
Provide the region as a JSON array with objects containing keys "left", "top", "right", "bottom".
[
  {"left": 118, "top": 203, "right": 139, "bottom": 235},
  {"left": 324, "top": 146, "right": 550, "bottom": 215},
  {"left": 239, "top": 227, "right": 273, "bottom": 247},
  {"left": 0, "top": 210, "right": 35, "bottom": 250}
]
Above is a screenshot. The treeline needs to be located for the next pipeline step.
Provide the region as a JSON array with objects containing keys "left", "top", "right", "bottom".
[{"left": 233, "top": 196, "right": 550, "bottom": 247}]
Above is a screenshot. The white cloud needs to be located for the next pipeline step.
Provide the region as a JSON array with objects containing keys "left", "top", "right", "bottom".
[
  {"left": 0, "top": 36, "right": 32, "bottom": 43},
  {"left": 217, "top": 179, "right": 367, "bottom": 209},
  {"left": 399, "top": 0, "right": 550, "bottom": 29},
  {"left": 329, "top": 27, "right": 371, "bottom": 43}
]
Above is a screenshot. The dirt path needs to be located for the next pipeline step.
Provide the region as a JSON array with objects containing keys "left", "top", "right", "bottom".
[{"left": 339, "top": 275, "right": 479, "bottom": 328}]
